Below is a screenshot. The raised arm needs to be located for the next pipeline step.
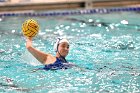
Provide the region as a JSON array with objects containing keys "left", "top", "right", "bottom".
[{"left": 26, "top": 37, "right": 49, "bottom": 64}]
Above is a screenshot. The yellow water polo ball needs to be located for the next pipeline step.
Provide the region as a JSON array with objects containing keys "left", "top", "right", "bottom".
[{"left": 22, "top": 19, "right": 39, "bottom": 37}]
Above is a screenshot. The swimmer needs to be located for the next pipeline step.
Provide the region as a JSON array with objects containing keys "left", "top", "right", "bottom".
[{"left": 26, "top": 37, "right": 75, "bottom": 70}]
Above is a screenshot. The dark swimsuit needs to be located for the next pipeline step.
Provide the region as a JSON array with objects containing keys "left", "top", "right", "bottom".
[{"left": 43, "top": 57, "right": 75, "bottom": 70}]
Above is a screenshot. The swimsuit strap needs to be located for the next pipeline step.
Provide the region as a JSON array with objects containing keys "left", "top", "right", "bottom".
[
  {"left": 43, "top": 57, "right": 71, "bottom": 70},
  {"left": 57, "top": 57, "right": 68, "bottom": 63}
]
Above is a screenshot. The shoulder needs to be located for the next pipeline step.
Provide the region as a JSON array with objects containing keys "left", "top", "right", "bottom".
[{"left": 44, "top": 54, "right": 56, "bottom": 65}]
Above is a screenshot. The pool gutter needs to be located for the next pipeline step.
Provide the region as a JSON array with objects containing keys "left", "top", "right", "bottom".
[
  {"left": 0, "top": 6, "right": 140, "bottom": 17},
  {"left": 0, "top": 0, "right": 140, "bottom": 12}
]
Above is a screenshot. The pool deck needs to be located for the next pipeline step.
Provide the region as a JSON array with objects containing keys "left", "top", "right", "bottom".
[{"left": 0, "top": 0, "right": 140, "bottom": 12}]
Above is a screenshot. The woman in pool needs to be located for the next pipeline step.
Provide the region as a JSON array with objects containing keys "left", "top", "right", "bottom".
[{"left": 26, "top": 37, "right": 75, "bottom": 70}]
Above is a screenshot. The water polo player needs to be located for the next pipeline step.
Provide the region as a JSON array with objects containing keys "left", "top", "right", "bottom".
[{"left": 26, "top": 37, "right": 75, "bottom": 70}]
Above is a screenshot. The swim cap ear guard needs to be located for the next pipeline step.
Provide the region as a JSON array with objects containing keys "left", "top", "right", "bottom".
[
  {"left": 54, "top": 38, "right": 61, "bottom": 52},
  {"left": 54, "top": 38, "right": 69, "bottom": 52}
]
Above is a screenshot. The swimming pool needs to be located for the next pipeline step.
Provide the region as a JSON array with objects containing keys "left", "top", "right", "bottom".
[{"left": 0, "top": 7, "right": 140, "bottom": 92}]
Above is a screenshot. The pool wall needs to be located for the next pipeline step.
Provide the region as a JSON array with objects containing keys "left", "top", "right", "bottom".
[
  {"left": 0, "top": 6, "right": 140, "bottom": 17},
  {"left": 0, "top": 0, "right": 140, "bottom": 12}
]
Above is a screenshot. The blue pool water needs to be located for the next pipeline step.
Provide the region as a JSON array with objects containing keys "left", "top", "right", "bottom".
[{"left": 0, "top": 9, "right": 140, "bottom": 92}]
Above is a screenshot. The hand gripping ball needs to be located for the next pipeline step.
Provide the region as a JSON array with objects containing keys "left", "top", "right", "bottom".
[{"left": 22, "top": 19, "right": 39, "bottom": 37}]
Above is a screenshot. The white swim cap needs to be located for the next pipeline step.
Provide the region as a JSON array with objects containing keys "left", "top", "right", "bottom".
[{"left": 54, "top": 38, "right": 69, "bottom": 52}]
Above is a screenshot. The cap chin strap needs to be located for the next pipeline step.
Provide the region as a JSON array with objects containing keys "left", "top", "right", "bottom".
[
  {"left": 56, "top": 38, "right": 68, "bottom": 63},
  {"left": 57, "top": 45, "right": 67, "bottom": 63},
  {"left": 58, "top": 52, "right": 67, "bottom": 63}
]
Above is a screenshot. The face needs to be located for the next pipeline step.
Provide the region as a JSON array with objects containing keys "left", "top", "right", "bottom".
[{"left": 57, "top": 42, "right": 69, "bottom": 57}]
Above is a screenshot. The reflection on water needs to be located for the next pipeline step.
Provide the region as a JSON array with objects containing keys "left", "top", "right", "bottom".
[{"left": 0, "top": 11, "right": 140, "bottom": 92}]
